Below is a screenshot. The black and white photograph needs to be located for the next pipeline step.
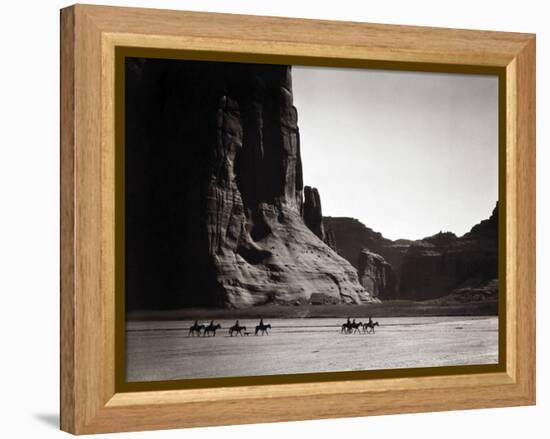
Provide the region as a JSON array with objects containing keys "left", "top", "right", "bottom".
[
  {"left": 124, "top": 57, "right": 499, "bottom": 382},
  {"left": 1, "top": 0, "right": 544, "bottom": 436}
]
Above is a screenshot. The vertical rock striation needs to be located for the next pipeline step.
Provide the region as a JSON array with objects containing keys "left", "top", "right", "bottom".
[
  {"left": 357, "top": 249, "right": 396, "bottom": 299},
  {"left": 302, "top": 185, "right": 338, "bottom": 251},
  {"left": 303, "top": 186, "right": 325, "bottom": 240},
  {"left": 125, "top": 58, "right": 372, "bottom": 310}
]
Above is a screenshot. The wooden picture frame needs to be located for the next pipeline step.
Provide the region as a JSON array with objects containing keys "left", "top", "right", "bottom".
[{"left": 60, "top": 4, "right": 536, "bottom": 434}]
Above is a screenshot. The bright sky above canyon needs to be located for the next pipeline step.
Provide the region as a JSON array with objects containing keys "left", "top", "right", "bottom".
[{"left": 292, "top": 66, "right": 498, "bottom": 241}]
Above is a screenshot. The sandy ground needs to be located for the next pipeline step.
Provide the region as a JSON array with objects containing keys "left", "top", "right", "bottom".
[{"left": 126, "top": 316, "right": 498, "bottom": 382}]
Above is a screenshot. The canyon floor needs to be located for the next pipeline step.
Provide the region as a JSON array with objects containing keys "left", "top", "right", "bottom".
[{"left": 126, "top": 315, "right": 498, "bottom": 382}]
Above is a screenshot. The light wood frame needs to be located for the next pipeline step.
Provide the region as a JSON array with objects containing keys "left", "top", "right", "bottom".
[{"left": 60, "top": 4, "right": 536, "bottom": 434}]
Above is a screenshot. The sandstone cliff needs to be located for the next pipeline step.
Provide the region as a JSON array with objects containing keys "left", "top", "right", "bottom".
[
  {"left": 323, "top": 217, "right": 410, "bottom": 298},
  {"left": 357, "top": 249, "right": 396, "bottom": 299},
  {"left": 303, "top": 185, "right": 339, "bottom": 251},
  {"left": 398, "top": 204, "right": 498, "bottom": 301},
  {"left": 125, "top": 59, "right": 372, "bottom": 310},
  {"left": 303, "top": 186, "right": 325, "bottom": 241},
  {"left": 324, "top": 203, "right": 498, "bottom": 301}
]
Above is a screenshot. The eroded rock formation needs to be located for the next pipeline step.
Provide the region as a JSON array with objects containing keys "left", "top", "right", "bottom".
[
  {"left": 357, "top": 249, "right": 396, "bottom": 299},
  {"left": 324, "top": 204, "right": 498, "bottom": 301},
  {"left": 303, "top": 186, "right": 325, "bottom": 240},
  {"left": 399, "top": 204, "right": 498, "bottom": 301},
  {"left": 125, "top": 58, "right": 372, "bottom": 310},
  {"left": 303, "top": 185, "right": 338, "bottom": 251},
  {"left": 323, "top": 217, "right": 411, "bottom": 298}
]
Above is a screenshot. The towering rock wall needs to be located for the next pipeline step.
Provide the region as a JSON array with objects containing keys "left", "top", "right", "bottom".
[
  {"left": 357, "top": 250, "right": 396, "bottom": 299},
  {"left": 125, "top": 58, "right": 371, "bottom": 310},
  {"left": 303, "top": 185, "right": 338, "bottom": 251},
  {"left": 303, "top": 186, "right": 325, "bottom": 240}
]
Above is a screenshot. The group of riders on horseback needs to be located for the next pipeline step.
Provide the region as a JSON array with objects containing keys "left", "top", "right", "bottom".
[
  {"left": 188, "top": 319, "right": 271, "bottom": 337},
  {"left": 188, "top": 320, "right": 221, "bottom": 337},
  {"left": 341, "top": 316, "right": 379, "bottom": 334},
  {"left": 188, "top": 317, "right": 378, "bottom": 336}
]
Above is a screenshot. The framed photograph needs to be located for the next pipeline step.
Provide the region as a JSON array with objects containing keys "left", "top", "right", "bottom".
[{"left": 60, "top": 4, "right": 536, "bottom": 434}]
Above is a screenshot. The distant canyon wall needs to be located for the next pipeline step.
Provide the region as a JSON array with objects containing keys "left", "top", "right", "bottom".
[
  {"left": 322, "top": 217, "right": 411, "bottom": 299},
  {"left": 398, "top": 204, "right": 498, "bottom": 301},
  {"left": 321, "top": 203, "right": 498, "bottom": 301}
]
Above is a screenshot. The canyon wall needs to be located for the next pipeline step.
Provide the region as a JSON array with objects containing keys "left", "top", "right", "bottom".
[
  {"left": 322, "top": 217, "right": 410, "bottom": 299},
  {"left": 324, "top": 203, "right": 498, "bottom": 301},
  {"left": 398, "top": 204, "right": 498, "bottom": 300},
  {"left": 125, "top": 58, "right": 372, "bottom": 310},
  {"left": 357, "top": 250, "right": 397, "bottom": 300}
]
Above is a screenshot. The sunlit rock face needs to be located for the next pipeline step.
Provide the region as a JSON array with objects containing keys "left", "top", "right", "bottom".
[{"left": 125, "top": 59, "right": 372, "bottom": 310}]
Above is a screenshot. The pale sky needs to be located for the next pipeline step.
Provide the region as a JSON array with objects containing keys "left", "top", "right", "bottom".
[{"left": 292, "top": 66, "right": 499, "bottom": 241}]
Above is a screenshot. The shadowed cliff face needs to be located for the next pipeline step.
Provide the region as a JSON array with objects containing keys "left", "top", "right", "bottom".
[
  {"left": 398, "top": 204, "right": 498, "bottom": 300},
  {"left": 302, "top": 186, "right": 338, "bottom": 251},
  {"left": 322, "top": 217, "right": 411, "bottom": 299},
  {"left": 303, "top": 186, "right": 324, "bottom": 240},
  {"left": 357, "top": 250, "right": 396, "bottom": 300},
  {"left": 323, "top": 203, "right": 498, "bottom": 301},
  {"left": 125, "top": 58, "right": 371, "bottom": 310}
]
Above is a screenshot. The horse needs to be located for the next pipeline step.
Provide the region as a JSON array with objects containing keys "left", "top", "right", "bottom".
[
  {"left": 341, "top": 319, "right": 362, "bottom": 334},
  {"left": 255, "top": 322, "right": 271, "bottom": 335},
  {"left": 350, "top": 321, "right": 363, "bottom": 334},
  {"left": 364, "top": 320, "right": 379, "bottom": 334},
  {"left": 341, "top": 322, "right": 352, "bottom": 333},
  {"left": 229, "top": 323, "right": 247, "bottom": 336},
  {"left": 203, "top": 322, "right": 222, "bottom": 336},
  {"left": 188, "top": 322, "right": 205, "bottom": 337}
]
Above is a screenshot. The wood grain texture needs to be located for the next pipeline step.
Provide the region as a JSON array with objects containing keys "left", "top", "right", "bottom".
[
  {"left": 60, "top": 6, "right": 75, "bottom": 433},
  {"left": 60, "top": 4, "right": 536, "bottom": 434},
  {"left": 513, "top": 37, "right": 536, "bottom": 398},
  {"left": 81, "top": 4, "right": 530, "bottom": 67}
]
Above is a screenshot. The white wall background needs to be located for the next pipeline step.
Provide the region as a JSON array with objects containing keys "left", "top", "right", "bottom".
[{"left": 0, "top": 0, "right": 546, "bottom": 437}]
